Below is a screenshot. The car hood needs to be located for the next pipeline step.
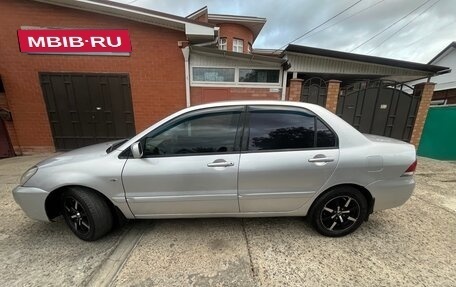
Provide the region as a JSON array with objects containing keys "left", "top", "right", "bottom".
[{"left": 35, "top": 141, "right": 121, "bottom": 168}]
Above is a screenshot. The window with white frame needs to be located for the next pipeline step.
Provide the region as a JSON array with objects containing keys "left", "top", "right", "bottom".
[
  {"left": 191, "top": 67, "right": 281, "bottom": 85},
  {"left": 192, "top": 67, "right": 235, "bottom": 82},
  {"left": 218, "top": 38, "right": 227, "bottom": 51},
  {"left": 233, "top": 39, "right": 243, "bottom": 53}
]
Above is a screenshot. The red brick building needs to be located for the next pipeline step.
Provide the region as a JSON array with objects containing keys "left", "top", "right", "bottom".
[{"left": 0, "top": 0, "right": 450, "bottom": 157}]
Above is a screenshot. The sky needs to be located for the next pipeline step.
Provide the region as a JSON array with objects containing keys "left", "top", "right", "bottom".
[{"left": 113, "top": 0, "right": 456, "bottom": 64}]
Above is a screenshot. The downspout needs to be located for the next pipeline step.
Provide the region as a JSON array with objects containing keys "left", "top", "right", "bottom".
[
  {"left": 281, "top": 71, "right": 288, "bottom": 101},
  {"left": 181, "top": 46, "right": 191, "bottom": 107},
  {"left": 182, "top": 27, "right": 219, "bottom": 107},
  {"left": 281, "top": 54, "right": 290, "bottom": 101}
]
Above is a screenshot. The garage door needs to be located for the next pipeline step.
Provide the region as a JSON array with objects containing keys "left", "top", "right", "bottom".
[
  {"left": 0, "top": 119, "right": 14, "bottom": 158},
  {"left": 336, "top": 80, "right": 420, "bottom": 142},
  {"left": 39, "top": 73, "right": 136, "bottom": 151}
]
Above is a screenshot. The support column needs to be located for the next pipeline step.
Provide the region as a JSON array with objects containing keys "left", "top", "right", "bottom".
[
  {"left": 410, "top": 82, "right": 435, "bottom": 147},
  {"left": 325, "top": 80, "right": 341, "bottom": 113},
  {"left": 288, "top": 78, "right": 303, "bottom": 102}
]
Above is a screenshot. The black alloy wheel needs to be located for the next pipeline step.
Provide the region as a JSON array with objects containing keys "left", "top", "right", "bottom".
[
  {"left": 62, "top": 196, "right": 91, "bottom": 236},
  {"left": 309, "top": 187, "right": 368, "bottom": 237},
  {"left": 61, "top": 187, "right": 113, "bottom": 241},
  {"left": 320, "top": 196, "right": 360, "bottom": 232}
]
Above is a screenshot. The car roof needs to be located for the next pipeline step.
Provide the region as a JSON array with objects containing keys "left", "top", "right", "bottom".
[{"left": 187, "top": 100, "right": 321, "bottom": 112}]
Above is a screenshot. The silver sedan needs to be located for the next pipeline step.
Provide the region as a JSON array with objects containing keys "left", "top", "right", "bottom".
[{"left": 13, "top": 101, "right": 416, "bottom": 241}]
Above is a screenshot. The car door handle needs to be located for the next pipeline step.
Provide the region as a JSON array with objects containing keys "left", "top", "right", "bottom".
[
  {"left": 207, "top": 161, "right": 234, "bottom": 167},
  {"left": 308, "top": 157, "right": 335, "bottom": 163}
]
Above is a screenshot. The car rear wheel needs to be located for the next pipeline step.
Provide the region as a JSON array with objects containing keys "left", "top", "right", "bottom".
[
  {"left": 61, "top": 187, "right": 113, "bottom": 241},
  {"left": 309, "top": 187, "right": 367, "bottom": 237}
]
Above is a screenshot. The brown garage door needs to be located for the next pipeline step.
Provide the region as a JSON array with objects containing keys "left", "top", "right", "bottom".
[
  {"left": 39, "top": 73, "right": 136, "bottom": 151},
  {"left": 0, "top": 119, "right": 14, "bottom": 158}
]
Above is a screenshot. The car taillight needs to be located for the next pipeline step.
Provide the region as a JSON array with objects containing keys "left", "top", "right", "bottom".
[{"left": 402, "top": 160, "right": 417, "bottom": 176}]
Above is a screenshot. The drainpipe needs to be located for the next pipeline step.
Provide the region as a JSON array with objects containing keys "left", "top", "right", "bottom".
[
  {"left": 181, "top": 28, "right": 220, "bottom": 107},
  {"left": 181, "top": 46, "right": 191, "bottom": 107},
  {"left": 281, "top": 71, "right": 288, "bottom": 101}
]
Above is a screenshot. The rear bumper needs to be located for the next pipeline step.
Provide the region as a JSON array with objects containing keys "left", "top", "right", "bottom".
[
  {"left": 367, "top": 177, "right": 415, "bottom": 211},
  {"left": 12, "top": 186, "right": 50, "bottom": 221}
]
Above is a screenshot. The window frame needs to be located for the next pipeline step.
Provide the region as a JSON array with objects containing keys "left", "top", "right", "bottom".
[
  {"left": 238, "top": 68, "right": 281, "bottom": 84},
  {"left": 191, "top": 66, "right": 282, "bottom": 88},
  {"left": 191, "top": 67, "right": 236, "bottom": 83},
  {"left": 137, "top": 106, "right": 247, "bottom": 158},
  {"left": 218, "top": 37, "right": 227, "bottom": 51},
  {"left": 233, "top": 38, "right": 244, "bottom": 53},
  {"left": 241, "top": 106, "right": 339, "bottom": 153}
]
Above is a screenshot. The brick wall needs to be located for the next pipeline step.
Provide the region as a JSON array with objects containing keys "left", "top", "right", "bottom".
[
  {"left": 194, "top": 13, "right": 208, "bottom": 23},
  {"left": 433, "top": 88, "right": 456, "bottom": 104},
  {"left": 288, "top": 78, "right": 303, "bottom": 102},
  {"left": 325, "top": 80, "right": 341, "bottom": 113},
  {"left": 217, "top": 23, "right": 254, "bottom": 53},
  {"left": 191, "top": 87, "right": 280, "bottom": 105},
  {"left": 0, "top": 92, "right": 20, "bottom": 155},
  {"left": 0, "top": 0, "right": 188, "bottom": 153},
  {"left": 411, "top": 82, "right": 435, "bottom": 147}
]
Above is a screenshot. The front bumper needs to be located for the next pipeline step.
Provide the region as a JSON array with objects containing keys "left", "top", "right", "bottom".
[
  {"left": 12, "top": 186, "right": 50, "bottom": 221},
  {"left": 367, "top": 177, "right": 415, "bottom": 211}
]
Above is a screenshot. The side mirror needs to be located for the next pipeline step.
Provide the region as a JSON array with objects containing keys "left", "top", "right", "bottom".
[{"left": 131, "top": 142, "right": 143, "bottom": 159}]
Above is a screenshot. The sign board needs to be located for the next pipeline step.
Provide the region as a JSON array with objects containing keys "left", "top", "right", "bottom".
[{"left": 17, "top": 29, "right": 132, "bottom": 55}]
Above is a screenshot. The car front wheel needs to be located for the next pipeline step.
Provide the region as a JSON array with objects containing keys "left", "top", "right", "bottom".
[
  {"left": 61, "top": 187, "right": 113, "bottom": 241},
  {"left": 309, "top": 187, "right": 368, "bottom": 237}
]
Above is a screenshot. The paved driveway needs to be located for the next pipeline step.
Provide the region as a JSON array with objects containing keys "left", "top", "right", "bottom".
[{"left": 0, "top": 155, "right": 455, "bottom": 286}]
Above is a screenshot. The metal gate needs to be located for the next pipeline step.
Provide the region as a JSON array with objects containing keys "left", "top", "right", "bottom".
[
  {"left": 40, "top": 73, "right": 136, "bottom": 151},
  {"left": 336, "top": 80, "right": 420, "bottom": 142},
  {"left": 301, "top": 77, "right": 327, "bottom": 107}
]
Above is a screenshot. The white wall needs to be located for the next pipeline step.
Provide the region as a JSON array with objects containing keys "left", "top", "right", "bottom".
[{"left": 430, "top": 49, "right": 456, "bottom": 91}]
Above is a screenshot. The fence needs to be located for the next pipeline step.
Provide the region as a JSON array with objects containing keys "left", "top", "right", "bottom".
[{"left": 418, "top": 105, "right": 456, "bottom": 160}]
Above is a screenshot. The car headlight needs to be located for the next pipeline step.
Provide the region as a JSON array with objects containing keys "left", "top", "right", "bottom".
[{"left": 20, "top": 166, "right": 38, "bottom": 185}]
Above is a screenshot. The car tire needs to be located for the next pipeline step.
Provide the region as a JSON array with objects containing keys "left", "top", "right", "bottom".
[
  {"left": 309, "top": 186, "right": 368, "bottom": 237},
  {"left": 61, "top": 187, "right": 113, "bottom": 241}
]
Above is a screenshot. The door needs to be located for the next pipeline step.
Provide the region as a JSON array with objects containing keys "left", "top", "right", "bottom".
[
  {"left": 122, "top": 106, "right": 244, "bottom": 217},
  {"left": 39, "top": 73, "right": 136, "bottom": 150},
  {"left": 238, "top": 106, "right": 339, "bottom": 213},
  {"left": 0, "top": 119, "right": 14, "bottom": 158}
]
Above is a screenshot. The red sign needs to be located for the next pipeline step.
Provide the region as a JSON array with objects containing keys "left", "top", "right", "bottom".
[{"left": 17, "top": 29, "right": 132, "bottom": 54}]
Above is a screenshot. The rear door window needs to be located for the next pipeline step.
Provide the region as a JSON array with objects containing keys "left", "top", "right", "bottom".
[{"left": 246, "top": 106, "right": 337, "bottom": 151}]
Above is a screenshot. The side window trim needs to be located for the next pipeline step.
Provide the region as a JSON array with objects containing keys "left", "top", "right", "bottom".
[
  {"left": 241, "top": 105, "right": 339, "bottom": 153},
  {"left": 140, "top": 106, "right": 246, "bottom": 158}
]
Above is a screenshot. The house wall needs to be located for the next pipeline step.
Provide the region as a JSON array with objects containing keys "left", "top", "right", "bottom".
[
  {"left": 190, "top": 52, "right": 283, "bottom": 88},
  {"left": 189, "top": 51, "right": 283, "bottom": 103},
  {"left": 0, "top": 0, "right": 187, "bottom": 153},
  {"left": 429, "top": 48, "right": 456, "bottom": 91},
  {"left": 433, "top": 89, "right": 456, "bottom": 104},
  {"left": 191, "top": 87, "right": 280, "bottom": 105},
  {"left": 217, "top": 23, "right": 254, "bottom": 53}
]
